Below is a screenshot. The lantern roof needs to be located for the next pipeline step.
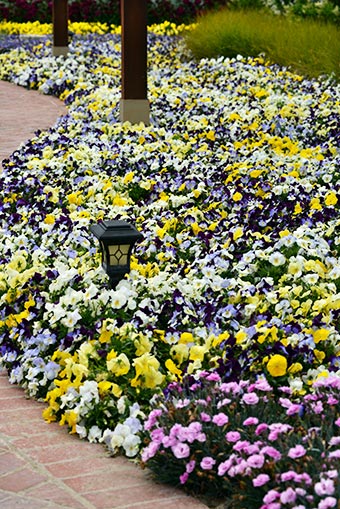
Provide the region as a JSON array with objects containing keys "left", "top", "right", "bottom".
[{"left": 90, "top": 220, "right": 142, "bottom": 244}]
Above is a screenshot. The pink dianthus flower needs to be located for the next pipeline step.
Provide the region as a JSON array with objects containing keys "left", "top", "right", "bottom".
[
  {"left": 288, "top": 445, "right": 306, "bottom": 459},
  {"left": 253, "top": 473, "right": 270, "bottom": 487},
  {"left": 171, "top": 442, "right": 190, "bottom": 459},
  {"left": 200, "top": 456, "right": 216, "bottom": 470},
  {"left": 212, "top": 412, "right": 229, "bottom": 426}
]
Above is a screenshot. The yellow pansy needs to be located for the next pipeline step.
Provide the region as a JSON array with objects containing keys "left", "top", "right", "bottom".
[
  {"left": 24, "top": 297, "right": 35, "bottom": 310},
  {"left": 44, "top": 387, "right": 62, "bottom": 411},
  {"left": 191, "top": 222, "right": 201, "bottom": 235},
  {"left": 324, "top": 191, "right": 338, "bottom": 206},
  {"left": 208, "top": 221, "right": 218, "bottom": 231},
  {"left": 159, "top": 191, "right": 169, "bottom": 202},
  {"left": 112, "top": 195, "right": 128, "bottom": 207},
  {"left": 8, "top": 254, "right": 27, "bottom": 272},
  {"left": 189, "top": 345, "right": 206, "bottom": 362},
  {"left": 229, "top": 112, "right": 242, "bottom": 121},
  {"left": 310, "top": 197, "right": 322, "bottom": 211},
  {"left": 153, "top": 329, "right": 166, "bottom": 341},
  {"left": 266, "top": 354, "right": 287, "bottom": 377},
  {"left": 205, "top": 130, "right": 215, "bottom": 141},
  {"left": 179, "top": 332, "right": 194, "bottom": 344},
  {"left": 294, "top": 203, "right": 302, "bottom": 214},
  {"left": 134, "top": 335, "right": 152, "bottom": 356},
  {"left": 233, "top": 227, "right": 243, "bottom": 241},
  {"left": 107, "top": 353, "right": 130, "bottom": 376},
  {"left": 232, "top": 192, "right": 242, "bottom": 202},
  {"left": 187, "top": 359, "right": 202, "bottom": 374},
  {"left": 72, "top": 363, "right": 89, "bottom": 387},
  {"left": 99, "top": 328, "right": 113, "bottom": 343},
  {"left": 131, "top": 353, "right": 165, "bottom": 389},
  {"left": 279, "top": 229, "right": 290, "bottom": 237},
  {"left": 67, "top": 191, "right": 83, "bottom": 205},
  {"left": 314, "top": 349, "right": 326, "bottom": 363},
  {"left": 170, "top": 344, "right": 189, "bottom": 364},
  {"left": 235, "top": 330, "right": 247, "bottom": 344},
  {"left": 60, "top": 410, "right": 78, "bottom": 433},
  {"left": 165, "top": 359, "right": 182, "bottom": 378},
  {"left": 313, "top": 328, "right": 330, "bottom": 343},
  {"left": 156, "top": 226, "right": 166, "bottom": 239},
  {"left": 97, "top": 380, "right": 122, "bottom": 397},
  {"left": 97, "top": 380, "right": 113, "bottom": 395},
  {"left": 288, "top": 362, "right": 303, "bottom": 374},
  {"left": 123, "top": 171, "right": 134, "bottom": 184},
  {"left": 42, "top": 406, "right": 57, "bottom": 423},
  {"left": 250, "top": 169, "right": 263, "bottom": 178},
  {"left": 212, "top": 331, "right": 230, "bottom": 348},
  {"left": 44, "top": 214, "right": 55, "bottom": 225},
  {"left": 107, "top": 349, "right": 117, "bottom": 361}
]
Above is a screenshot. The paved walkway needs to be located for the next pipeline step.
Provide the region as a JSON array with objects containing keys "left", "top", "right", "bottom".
[
  {"left": 0, "top": 80, "right": 208, "bottom": 509},
  {"left": 0, "top": 80, "right": 67, "bottom": 165}
]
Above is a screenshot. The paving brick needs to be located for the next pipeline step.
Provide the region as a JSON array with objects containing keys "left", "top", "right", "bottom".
[
  {"left": 64, "top": 470, "right": 146, "bottom": 493},
  {"left": 0, "top": 420, "right": 53, "bottom": 436},
  {"left": 12, "top": 432, "right": 79, "bottom": 450},
  {"left": 26, "top": 481, "right": 93, "bottom": 509},
  {"left": 84, "top": 483, "right": 192, "bottom": 509},
  {"left": 0, "top": 494, "right": 77, "bottom": 509},
  {"left": 45, "top": 456, "right": 118, "bottom": 479},
  {"left": 0, "top": 390, "right": 25, "bottom": 399},
  {"left": 0, "top": 467, "right": 48, "bottom": 492},
  {"left": 28, "top": 443, "right": 106, "bottom": 465},
  {"left": 116, "top": 496, "right": 209, "bottom": 509},
  {"left": 0, "top": 452, "right": 27, "bottom": 475}
]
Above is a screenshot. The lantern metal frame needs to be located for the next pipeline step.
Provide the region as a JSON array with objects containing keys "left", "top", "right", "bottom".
[{"left": 90, "top": 220, "right": 142, "bottom": 289}]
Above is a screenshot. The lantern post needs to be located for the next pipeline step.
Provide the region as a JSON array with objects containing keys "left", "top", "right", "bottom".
[
  {"left": 120, "top": 0, "right": 150, "bottom": 125},
  {"left": 53, "top": 0, "right": 68, "bottom": 56}
]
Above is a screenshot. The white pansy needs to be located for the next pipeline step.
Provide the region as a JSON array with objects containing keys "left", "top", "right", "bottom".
[
  {"left": 303, "top": 273, "right": 319, "bottom": 285},
  {"left": 87, "top": 425, "right": 103, "bottom": 443},
  {"left": 44, "top": 302, "right": 66, "bottom": 324},
  {"left": 110, "top": 289, "right": 128, "bottom": 309},
  {"left": 268, "top": 252, "right": 286, "bottom": 267},
  {"left": 123, "top": 434, "right": 141, "bottom": 457},
  {"left": 61, "top": 310, "right": 82, "bottom": 328}
]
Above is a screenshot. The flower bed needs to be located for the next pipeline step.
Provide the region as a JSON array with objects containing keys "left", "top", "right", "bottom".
[{"left": 0, "top": 21, "right": 340, "bottom": 507}]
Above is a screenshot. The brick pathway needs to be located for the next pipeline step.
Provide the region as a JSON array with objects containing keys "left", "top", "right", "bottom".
[
  {"left": 0, "top": 80, "right": 208, "bottom": 509},
  {"left": 0, "top": 80, "right": 67, "bottom": 165}
]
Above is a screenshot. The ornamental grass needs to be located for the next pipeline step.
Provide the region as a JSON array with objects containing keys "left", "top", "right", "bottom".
[
  {"left": 0, "top": 20, "right": 340, "bottom": 508},
  {"left": 186, "top": 8, "right": 340, "bottom": 80}
]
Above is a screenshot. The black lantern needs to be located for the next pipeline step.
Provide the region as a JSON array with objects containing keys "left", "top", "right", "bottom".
[{"left": 90, "top": 220, "right": 142, "bottom": 289}]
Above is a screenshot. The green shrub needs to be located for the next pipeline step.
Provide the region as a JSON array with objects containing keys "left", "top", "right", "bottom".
[
  {"left": 288, "top": 0, "right": 340, "bottom": 24},
  {"left": 186, "top": 8, "right": 340, "bottom": 80}
]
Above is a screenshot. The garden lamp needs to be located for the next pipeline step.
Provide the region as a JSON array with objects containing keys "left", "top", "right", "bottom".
[{"left": 90, "top": 220, "right": 142, "bottom": 289}]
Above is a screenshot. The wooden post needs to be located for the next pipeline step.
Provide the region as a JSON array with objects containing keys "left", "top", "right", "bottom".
[
  {"left": 120, "top": 0, "right": 150, "bottom": 125},
  {"left": 53, "top": 0, "right": 68, "bottom": 56}
]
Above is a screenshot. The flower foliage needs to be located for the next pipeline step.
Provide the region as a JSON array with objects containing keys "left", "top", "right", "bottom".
[{"left": 0, "top": 20, "right": 340, "bottom": 505}]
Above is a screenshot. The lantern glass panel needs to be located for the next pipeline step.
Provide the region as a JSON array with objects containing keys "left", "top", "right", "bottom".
[{"left": 109, "top": 244, "right": 130, "bottom": 266}]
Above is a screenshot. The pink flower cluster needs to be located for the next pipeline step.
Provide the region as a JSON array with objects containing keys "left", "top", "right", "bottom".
[{"left": 141, "top": 372, "right": 340, "bottom": 506}]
